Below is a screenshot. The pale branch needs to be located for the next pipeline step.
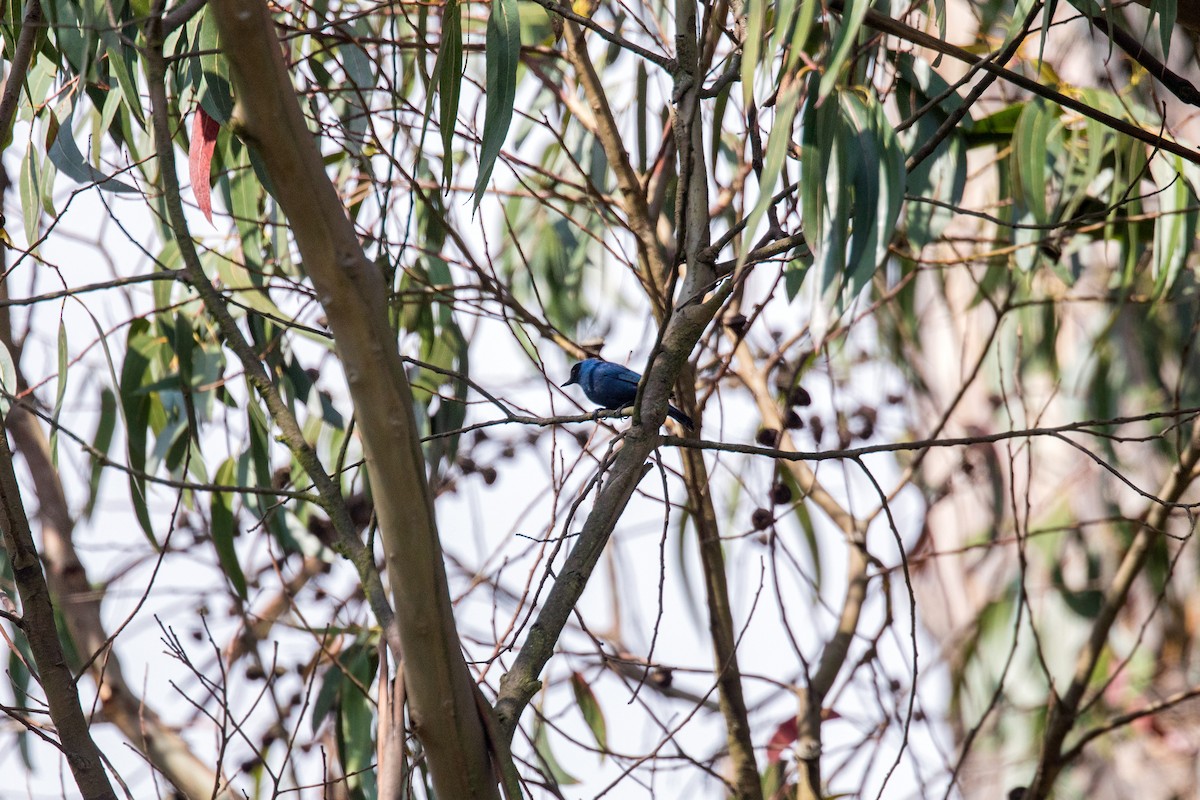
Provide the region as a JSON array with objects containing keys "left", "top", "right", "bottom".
[
  {"left": 142, "top": 10, "right": 403, "bottom": 671},
  {"left": 1061, "top": 683, "right": 1200, "bottom": 764},
  {"left": 732, "top": 341, "right": 869, "bottom": 799},
  {"left": 202, "top": 2, "right": 499, "bottom": 797}
]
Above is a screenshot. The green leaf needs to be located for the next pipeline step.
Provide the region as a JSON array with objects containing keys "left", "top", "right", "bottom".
[
  {"left": 46, "top": 108, "right": 138, "bottom": 194},
  {"left": 738, "top": 74, "right": 805, "bottom": 272},
  {"left": 799, "top": 78, "right": 848, "bottom": 299},
  {"left": 533, "top": 712, "right": 580, "bottom": 786},
  {"left": 1149, "top": 154, "right": 1199, "bottom": 298},
  {"left": 210, "top": 457, "right": 247, "bottom": 599},
  {"left": 1012, "top": 100, "right": 1058, "bottom": 224},
  {"left": 819, "top": 0, "right": 868, "bottom": 99},
  {"left": 83, "top": 388, "right": 117, "bottom": 520},
  {"left": 569, "top": 671, "right": 609, "bottom": 755},
  {"left": 1148, "top": 0, "right": 1175, "bottom": 59},
  {"left": 335, "top": 643, "right": 379, "bottom": 797},
  {"left": 120, "top": 319, "right": 160, "bottom": 544},
  {"left": 839, "top": 92, "right": 906, "bottom": 293},
  {"left": 472, "top": 0, "right": 520, "bottom": 207},
  {"left": 100, "top": 29, "right": 144, "bottom": 126},
  {"left": 896, "top": 55, "right": 967, "bottom": 248},
  {"left": 19, "top": 148, "right": 42, "bottom": 247},
  {"left": 964, "top": 102, "right": 1025, "bottom": 147},
  {"left": 198, "top": 10, "right": 234, "bottom": 124},
  {"left": 435, "top": 0, "right": 463, "bottom": 188},
  {"left": 741, "top": 0, "right": 766, "bottom": 110},
  {"left": 49, "top": 321, "right": 68, "bottom": 468}
]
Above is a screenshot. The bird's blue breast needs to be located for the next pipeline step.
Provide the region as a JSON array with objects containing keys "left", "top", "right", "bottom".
[{"left": 581, "top": 361, "right": 641, "bottom": 408}]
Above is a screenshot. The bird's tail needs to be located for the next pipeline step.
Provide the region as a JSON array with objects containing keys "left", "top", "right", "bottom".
[{"left": 668, "top": 405, "right": 695, "bottom": 431}]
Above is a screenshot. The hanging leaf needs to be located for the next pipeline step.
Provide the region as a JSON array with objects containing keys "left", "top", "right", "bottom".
[
  {"left": 432, "top": 0, "right": 463, "bottom": 188},
  {"left": 569, "top": 671, "right": 609, "bottom": 755},
  {"left": 738, "top": 72, "right": 806, "bottom": 272},
  {"left": 49, "top": 321, "right": 69, "bottom": 468},
  {"left": 896, "top": 55, "right": 967, "bottom": 249},
  {"left": 741, "top": 0, "right": 766, "bottom": 111},
  {"left": 0, "top": 338, "right": 15, "bottom": 416},
  {"left": 533, "top": 712, "right": 581, "bottom": 786},
  {"left": 839, "top": 92, "right": 906, "bottom": 293},
  {"left": 120, "top": 319, "right": 161, "bottom": 544},
  {"left": 46, "top": 108, "right": 138, "bottom": 194},
  {"left": 210, "top": 457, "right": 248, "bottom": 599},
  {"left": 83, "top": 388, "right": 117, "bottom": 520},
  {"left": 189, "top": 107, "right": 220, "bottom": 224},
  {"left": 197, "top": 10, "right": 234, "bottom": 123},
  {"left": 1149, "top": 154, "right": 1199, "bottom": 298},
  {"left": 819, "top": 0, "right": 868, "bottom": 99},
  {"left": 472, "top": 0, "right": 521, "bottom": 208}
]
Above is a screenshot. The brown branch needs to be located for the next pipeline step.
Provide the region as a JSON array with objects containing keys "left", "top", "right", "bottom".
[
  {"left": 1025, "top": 411, "right": 1200, "bottom": 797},
  {"left": 495, "top": 283, "right": 733, "bottom": 744},
  {"left": 200, "top": 2, "right": 499, "bottom": 797},
  {"left": 0, "top": 0, "right": 42, "bottom": 144},
  {"left": 0, "top": 175, "right": 230, "bottom": 800},
  {"left": 1061, "top": 683, "right": 1200, "bottom": 764},
  {"left": 838, "top": 0, "right": 1200, "bottom": 166},
  {"left": 663, "top": 0, "right": 761, "bottom": 794},
  {"left": 731, "top": 341, "right": 868, "bottom": 800},
  {"left": 906, "top": 1, "right": 1043, "bottom": 172},
  {"left": 1083, "top": 12, "right": 1200, "bottom": 106},
  {"left": 561, "top": 19, "right": 671, "bottom": 310},
  {"left": 0, "top": 427, "right": 116, "bottom": 800},
  {"left": 524, "top": 0, "right": 670, "bottom": 67}
]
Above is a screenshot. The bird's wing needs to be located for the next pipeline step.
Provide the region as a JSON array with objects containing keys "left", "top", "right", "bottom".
[{"left": 596, "top": 362, "right": 642, "bottom": 388}]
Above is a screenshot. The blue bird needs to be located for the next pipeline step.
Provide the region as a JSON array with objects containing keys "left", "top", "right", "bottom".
[{"left": 562, "top": 358, "right": 694, "bottom": 430}]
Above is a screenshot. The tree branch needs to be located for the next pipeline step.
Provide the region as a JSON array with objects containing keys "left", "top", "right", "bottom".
[
  {"left": 1026, "top": 412, "right": 1200, "bottom": 796},
  {"left": 200, "top": 2, "right": 499, "bottom": 797},
  {"left": 0, "top": 423, "right": 116, "bottom": 800},
  {"left": 838, "top": 0, "right": 1200, "bottom": 166}
]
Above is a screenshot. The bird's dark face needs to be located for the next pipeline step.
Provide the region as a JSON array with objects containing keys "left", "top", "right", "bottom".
[{"left": 562, "top": 362, "right": 583, "bottom": 387}]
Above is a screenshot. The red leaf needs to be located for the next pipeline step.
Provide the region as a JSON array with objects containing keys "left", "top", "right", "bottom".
[
  {"left": 189, "top": 107, "right": 220, "bottom": 224},
  {"left": 766, "top": 717, "right": 798, "bottom": 765}
]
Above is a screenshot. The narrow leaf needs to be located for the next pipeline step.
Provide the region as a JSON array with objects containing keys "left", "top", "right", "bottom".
[
  {"left": 437, "top": 0, "right": 463, "bottom": 187},
  {"left": 534, "top": 714, "right": 580, "bottom": 786},
  {"left": 120, "top": 319, "right": 159, "bottom": 544},
  {"left": 83, "top": 389, "right": 117, "bottom": 520},
  {"left": 472, "top": 0, "right": 521, "bottom": 207},
  {"left": 210, "top": 457, "right": 248, "bottom": 599},
  {"left": 570, "top": 671, "right": 609, "bottom": 754},
  {"left": 741, "top": 0, "right": 765, "bottom": 111},
  {"left": 46, "top": 108, "right": 137, "bottom": 194},
  {"left": 0, "top": 338, "right": 15, "bottom": 416},
  {"left": 189, "top": 107, "right": 220, "bottom": 224},
  {"left": 819, "top": 0, "right": 868, "bottom": 98},
  {"left": 49, "top": 321, "right": 68, "bottom": 468},
  {"left": 738, "top": 73, "right": 805, "bottom": 271}
]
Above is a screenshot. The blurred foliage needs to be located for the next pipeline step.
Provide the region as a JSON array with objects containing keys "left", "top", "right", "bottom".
[{"left": 1, "top": 0, "right": 1199, "bottom": 797}]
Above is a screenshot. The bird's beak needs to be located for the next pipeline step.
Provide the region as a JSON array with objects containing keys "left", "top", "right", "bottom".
[{"left": 561, "top": 377, "right": 576, "bottom": 387}]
